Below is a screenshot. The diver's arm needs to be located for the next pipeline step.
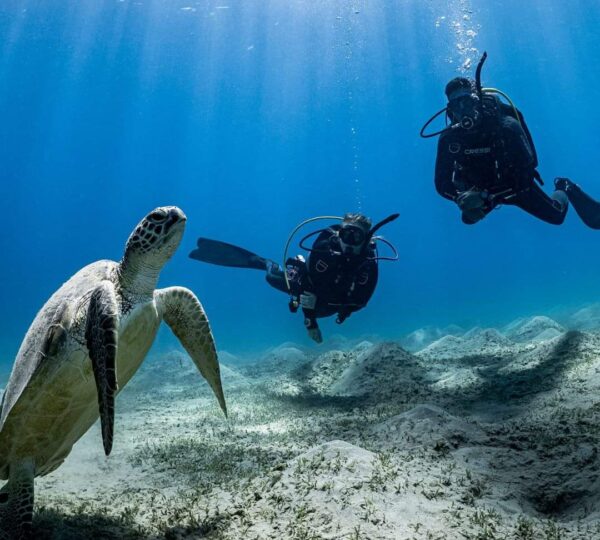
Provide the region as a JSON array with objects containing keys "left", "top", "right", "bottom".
[
  {"left": 501, "top": 116, "right": 536, "bottom": 171},
  {"left": 337, "top": 262, "right": 379, "bottom": 323},
  {"left": 435, "top": 135, "right": 459, "bottom": 200}
]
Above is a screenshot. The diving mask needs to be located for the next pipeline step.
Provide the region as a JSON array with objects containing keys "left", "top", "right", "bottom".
[
  {"left": 447, "top": 90, "right": 481, "bottom": 130},
  {"left": 338, "top": 224, "right": 367, "bottom": 255}
]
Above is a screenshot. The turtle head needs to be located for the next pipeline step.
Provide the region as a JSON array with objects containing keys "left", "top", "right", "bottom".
[{"left": 121, "top": 207, "right": 187, "bottom": 293}]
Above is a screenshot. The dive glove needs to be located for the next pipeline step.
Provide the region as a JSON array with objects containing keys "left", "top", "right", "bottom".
[
  {"left": 456, "top": 189, "right": 488, "bottom": 211},
  {"left": 554, "top": 177, "right": 574, "bottom": 193}
]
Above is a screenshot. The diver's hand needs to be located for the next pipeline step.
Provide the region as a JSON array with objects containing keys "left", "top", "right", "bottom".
[
  {"left": 554, "top": 177, "right": 575, "bottom": 192},
  {"left": 300, "top": 292, "right": 317, "bottom": 310},
  {"left": 307, "top": 327, "right": 323, "bottom": 344},
  {"left": 456, "top": 189, "right": 487, "bottom": 211}
]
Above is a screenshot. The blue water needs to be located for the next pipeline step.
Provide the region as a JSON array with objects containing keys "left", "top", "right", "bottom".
[{"left": 1, "top": 0, "right": 600, "bottom": 361}]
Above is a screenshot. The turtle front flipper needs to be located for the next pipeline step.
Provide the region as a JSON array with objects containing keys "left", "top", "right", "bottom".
[
  {"left": 155, "top": 287, "right": 227, "bottom": 416},
  {"left": 85, "top": 282, "right": 119, "bottom": 456},
  {"left": 0, "top": 457, "right": 35, "bottom": 540}
]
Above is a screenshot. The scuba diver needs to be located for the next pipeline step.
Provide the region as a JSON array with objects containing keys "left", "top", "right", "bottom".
[
  {"left": 189, "top": 213, "right": 399, "bottom": 343},
  {"left": 421, "top": 52, "right": 600, "bottom": 228}
]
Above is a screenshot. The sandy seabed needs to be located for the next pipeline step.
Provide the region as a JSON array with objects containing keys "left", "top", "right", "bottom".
[{"left": 4, "top": 310, "right": 600, "bottom": 539}]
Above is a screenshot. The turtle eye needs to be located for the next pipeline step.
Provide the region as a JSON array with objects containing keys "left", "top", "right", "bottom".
[{"left": 149, "top": 211, "right": 166, "bottom": 221}]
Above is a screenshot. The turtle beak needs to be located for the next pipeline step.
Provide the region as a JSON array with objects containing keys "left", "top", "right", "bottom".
[{"left": 165, "top": 208, "right": 187, "bottom": 234}]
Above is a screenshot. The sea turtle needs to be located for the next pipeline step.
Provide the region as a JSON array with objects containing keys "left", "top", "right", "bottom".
[{"left": 0, "top": 206, "right": 226, "bottom": 539}]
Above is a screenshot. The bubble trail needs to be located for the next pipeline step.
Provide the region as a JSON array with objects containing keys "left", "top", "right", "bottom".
[
  {"left": 339, "top": 3, "right": 364, "bottom": 212},
  {"left": 435, "top": 0, "right": 481, "bottom": 74}
]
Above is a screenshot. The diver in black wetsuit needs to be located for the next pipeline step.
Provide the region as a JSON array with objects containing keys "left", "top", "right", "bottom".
[
  {"left": 265, "top": 213, "right": 381, "bottom": 343},
  {"left": 422, "top": 52, "right": 600, "bottom": 228},
  {"left": 189, "top": 213, "right": 399, "bottom": 343}
]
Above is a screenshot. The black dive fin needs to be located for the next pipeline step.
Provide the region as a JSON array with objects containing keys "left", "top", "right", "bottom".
[{"left": 189, "top": 238, "right": 269, "bottom": 270}]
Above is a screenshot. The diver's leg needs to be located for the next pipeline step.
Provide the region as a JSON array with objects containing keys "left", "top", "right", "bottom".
[
  {"left": 556, "top": 178, "right": 600, "bottom": 229},
  {"left": 303, "top": 315, "right": 323, "bottom": 344},
  {"left": 265, "top": 261, "right": 289, "bottom": 293},
  {"left": 512, "top": 183, "right": 568, "bottom": 225}
]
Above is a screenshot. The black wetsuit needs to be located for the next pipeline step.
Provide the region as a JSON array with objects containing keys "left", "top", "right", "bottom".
[
  {"left": 266, "top": 226, "right": 378, "bottom": 330},
  {"left": 435, "top": 99, "right": 568, "bottom": 225},
  {"left": 564, "top": 183, "right": 600, "bottom": 229}
]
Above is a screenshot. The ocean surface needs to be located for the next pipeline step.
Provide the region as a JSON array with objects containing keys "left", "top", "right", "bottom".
[{"left": 1, "top": 0, "right": 600, "bottom": 362}]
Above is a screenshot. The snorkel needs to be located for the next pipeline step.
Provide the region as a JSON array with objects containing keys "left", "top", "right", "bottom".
[
  {"left": 420, "top": 52, "right": 489, "bottom": 138},
  {"left": 365, "top": 213, "right": 400, "bottom": 247},
  {"left": 361, "top": 212, "right": 400, "bottom": 261},
  {"left": 282, "top": 213, "right": 400, "bottom": 292},
  {"left": 474, "top": 51, "right": 487, "bottom": 100}
]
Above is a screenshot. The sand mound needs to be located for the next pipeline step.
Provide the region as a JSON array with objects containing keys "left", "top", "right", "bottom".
[
  {"left": 400, "top": 325, "right": 464, "bottom": 352},
  {"left": 464, "top": 328, "right": 513, "bottom": 345},
  {"left": 371, "top": 404, "right": 487, "bottom": 449},
  {"left": 418, "top": 328, "right": 514, "bottom": 360},
  {"left": 326, "top": 343, "right": 421, "bottom": 400},
  {"left": 292, "top": 440, "right": 376, "bottom": 478},
  {"left": 24, "top": 314, "right": 600, "bottom": 540},
  {"left": 567, "top": 304, "right": 600, "bottom": 330},
  {"left": 228, "top": 439, "right": 453, "bottom": 539},
  {"left": 530, "top": 327, "right": 563, "bottom": 342},
  {"left": 499, "top": 330, "right": 591, "bottom": 377},
  {"left": 242, "top": 346, "right": 309, "bottom": 378},
  {"left": 217, "top": 350, "right": 242, "bottom": 365},
  {"left": 294, "top": 350, "right": 354, "bottom": 395},
  {"left": 124, "top": 349, "right": 250, "bottom": 400},
  {"left": 504, "top": 316, "right": 565, "bottom": 342},
  {"left": 355, "top": 340, "right": 374, "bottom": 351}
]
